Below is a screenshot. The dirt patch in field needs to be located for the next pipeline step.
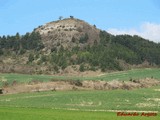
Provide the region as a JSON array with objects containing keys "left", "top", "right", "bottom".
[
  {"left": 146, "top": 98, "right": 160, "bottom": 102},
  {"left": 66, "top": 101, "right": 102, "bottom": 107},
  {"left": 2, "top": 78, "right": 160, "bottom": 94},
  {"left": 136, "top": 103, "right": 157, "bottom": 108},
  {"left": 154, "top": 89, "right": 160, "bottom": 91}
]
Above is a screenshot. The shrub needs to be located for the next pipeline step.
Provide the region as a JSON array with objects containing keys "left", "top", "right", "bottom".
[
  {"left": 11, "top": 80, "right": 18, "bottom": 86},
  {"left": 70, "top": 80, "right": 82, "bottom": 87},
  {"left": 28, "top": 53, "right": 34, "bottom": 63},
  {"left": 2, "top": 81, "right": 9, "bottom": 87},
  {"left": 79, "top": 64, "right": 85, "bottom": 72},
  {"left": 79, "top": 33, "right": 88, "bottom": 43},
  {"left": 72, "top": 36, "right": 76, "bottom": 43},
  {"left": 0, "top": 88, "right": 3, "bottom": 94},
  {"left": 77, "top": 27, "right": 82, "bottom": 32}
]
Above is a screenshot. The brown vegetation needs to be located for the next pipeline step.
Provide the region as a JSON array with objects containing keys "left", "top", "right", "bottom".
[{"left": 2, "top": 78, "right": 160, "bottom": 94}]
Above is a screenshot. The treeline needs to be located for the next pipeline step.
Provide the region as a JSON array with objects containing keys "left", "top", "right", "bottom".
[
  {"left": 35, "top": 31, "right": 160, "bottom": 72},
  {"left": 1, "top": 30, "right": 160, "bottom": 72},
  {"left": 112, "top": 35, "right": 160, "bottom": 65},
  {"left": 0, "top": 32, "right": 44, "bottom": 55},
  {"left": 47, "top": 31, "right": 160, "bottom": 71}
]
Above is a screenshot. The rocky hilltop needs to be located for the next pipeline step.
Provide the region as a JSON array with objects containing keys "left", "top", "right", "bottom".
[{"left": 35, "top": 18, "right": 100, "bottom": 51}]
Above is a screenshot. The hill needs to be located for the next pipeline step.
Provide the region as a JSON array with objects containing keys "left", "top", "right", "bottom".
[
  {"left": 0, "top": 17, "right": 160, "bottom": 74},
  {"left": 35, "top": 18, "right": 100, "bottom": 51}
]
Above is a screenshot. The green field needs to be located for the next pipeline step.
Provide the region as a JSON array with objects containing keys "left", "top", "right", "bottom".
[
  {"left": 0, "top": 86, "right": 160, "bottom": 111},
  {"left": 0, "top": 86, "right": 160, "bottom": 119},
  {"left": 0, "top": 68, "right": 160, "bottom": 120},
  {"left": 0, "top": 107, "right": 159, "bottom": 120},
  {"left": 0, "top": 68, "right": 160, "bottom": 87}
]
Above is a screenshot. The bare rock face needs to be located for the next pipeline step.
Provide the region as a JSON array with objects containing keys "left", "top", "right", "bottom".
[{"left": 35, "top": 18, "right": 100, "bottom": 51}]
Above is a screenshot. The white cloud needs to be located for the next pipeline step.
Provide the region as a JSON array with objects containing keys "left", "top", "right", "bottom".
[{"left": 107, "top": 22, "right": 160, "bottom": 43}]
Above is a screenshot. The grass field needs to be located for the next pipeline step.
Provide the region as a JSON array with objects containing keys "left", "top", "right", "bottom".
[
  {"left": 0, "top": 107, "right": 159, "bottom": 120},
  {"left": 0, "top": 68, "right": 160, "bottom": 87},
  {"left": 0, "top": 86, "right": 160, "bottom": 111},
  {"left": 0, "top": 68, "right": 160, "bottom": 119},
  {"left": 0, "top": 86, "right": 160, "bottom": 119}
]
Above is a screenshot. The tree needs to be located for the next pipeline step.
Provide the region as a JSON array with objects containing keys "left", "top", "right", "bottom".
[
  {"left": 70, "top": 16, "right": 74, "bottom": 19},
  {"left": 20, "top": 32, "right": 44, "bottom": 50},
  {"left": 40, "top": 55, "right": 47, "bottom": 63},
  {"left": 28, "top": 53, "right": 34, "bottom": 63},
  {"left": 79, "top": 33, "right": 89, "bottom": 43},
  {"left": 15, "top": 32, "right": 20, "bottom": 40},
  {"left": 0, "top": 49, "right": 3, "bottom": 55},
  {"left": 99, "top": 30, "right": 110, "bottom": 45},
  {"left": 59, "top": 16, "right": 63, "bottom": 20},
  {"left": 79, "top": 64, "right": 85, "bottom": 72}
]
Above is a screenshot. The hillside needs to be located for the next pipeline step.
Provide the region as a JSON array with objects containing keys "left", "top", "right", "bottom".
[
  {"left": 35, "top": 18, "right": 100, "bottom": 51},
  {"left": 0, "top": 17, "right": 160, "bottom": 74}
]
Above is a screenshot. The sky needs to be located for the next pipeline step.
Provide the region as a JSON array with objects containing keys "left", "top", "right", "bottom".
[{"left": 0, "top": 0, "right": 160, "bottom": 42}]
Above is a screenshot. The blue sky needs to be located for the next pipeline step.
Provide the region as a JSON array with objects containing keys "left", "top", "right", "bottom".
[{"left": 0, "top": 0, "right": 160, "bottom": 42}]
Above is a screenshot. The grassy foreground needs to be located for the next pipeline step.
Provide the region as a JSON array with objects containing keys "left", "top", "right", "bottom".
[
  {"left": 0, "top": 87, "right": 160, "bottom": 111},
  {"left": 0, "top": 68, "right": 160, "bottom": 119},
  {"left": 0, "top": 107, "right": 159, "bottom": 120},
  {"left": 0, "top": 86, "right": 160, "bottom": 110}
]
